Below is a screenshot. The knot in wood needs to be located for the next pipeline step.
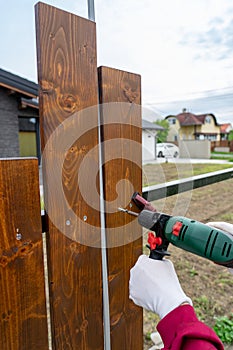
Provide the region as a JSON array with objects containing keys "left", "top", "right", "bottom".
[
  {"left": 58, "top": 94, "right": 78, "bottom": 113},
  {"left": 2, "top": 310, "right": 12, "bottom": 322},
  {"left": 123, "top": 86, "right": 138, "bottom": 103},
  {"left": 80, "top": 319, "right": 88, "bottom": 331},
  {"left": 19, "top": 242, "right": 33, "bottom": 255},
  {"left": 41, "top": 80, "right": 54, "bottom": 93},
  {"left": 111, "top": 312, "right": 123, "bottom": 326},
  {"left": 0, "top": 256, "right": 8, "bottom": 267}
]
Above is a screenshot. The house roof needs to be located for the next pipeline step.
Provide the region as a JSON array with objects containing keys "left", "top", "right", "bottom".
[
  {"left": 195, "top": 113, "right": 219, "bottom": 126},
  {"left": 167, "top": 112, "right": 219, "bottom": 126},
  {"left": 220, "top": 123, "right": 232, "bottom": 133},
  {"left": 0, "top": 68, "right": 38, "bottom": 98},
  {"left": 20, "top": 97, "right": 39, "bottom": 110},
  {"left": 142, "top": 119, "right": 164, "bottom": 130},
  {"left": 176, "top": 112, "right": 202, "bottom": 126}
]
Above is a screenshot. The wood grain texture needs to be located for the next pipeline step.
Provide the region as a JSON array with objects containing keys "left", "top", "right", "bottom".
[
  {"left": 98, "top": 66, "right": 143, "bottom": 349},
  {"left": 35, "top": 3, "right": 103, "bottom": 349},
  {"left": 0, "top": 158, "right": 48, "bottom": 350}
]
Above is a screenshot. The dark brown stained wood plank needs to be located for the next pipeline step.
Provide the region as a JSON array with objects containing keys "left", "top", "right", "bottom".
[
  {"left": 0, "top": 158, "right": 48, "bottom": 350},
  {"left": 35, "top": 3, "right": 104, "bottom": 349},
  {"left": 98, "top": 66, "right": 143, "bottom": 349}
]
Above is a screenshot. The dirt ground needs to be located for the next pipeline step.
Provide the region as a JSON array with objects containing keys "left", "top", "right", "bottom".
[{"left": 142, "top": 171, "right": 233, "bottom": 349}]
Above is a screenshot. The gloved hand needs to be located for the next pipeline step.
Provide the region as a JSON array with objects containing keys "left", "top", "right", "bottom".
[
  {"left": 129, "top": 255, "right": 192, "bottom": 319},
  {"left": 207, "top": 221, "right": 233, "bottom": 275},
  {"left": 207, "top": 221, "right": 233, "bottom": 235}
]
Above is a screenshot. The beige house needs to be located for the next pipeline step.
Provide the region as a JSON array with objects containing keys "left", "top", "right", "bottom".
[{"left": 165, "top": 110, "right": 221, "bottom": 142}]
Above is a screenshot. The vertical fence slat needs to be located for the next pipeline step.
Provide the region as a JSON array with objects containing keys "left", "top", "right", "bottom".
[
  {"left": 35, "top": 3, "right": 104, "bottom": 349},
  {"left": 0, "top": 158, "right": 48, "bottom": 350},
  {"left": 98, "top": 66, "right": 143, "bottom": 349}
]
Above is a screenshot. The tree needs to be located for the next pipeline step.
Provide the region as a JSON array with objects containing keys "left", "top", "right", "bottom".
[
  {"left": 228, "top": 130, "right": 233, "bottom": 141},
  {"left": 154, "top": 119, "right": 169, "bottom": 143}
]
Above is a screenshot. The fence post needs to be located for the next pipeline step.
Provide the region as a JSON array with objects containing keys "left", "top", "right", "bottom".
[
  {"left": 35, "top": 3, "right": 104, "bottom": 349},
  {"left": 98, "top": 66, "right": 143, "bottom": 349},
  {"left": 0, "top": 158, "right": 48, "bottom": 349},
  {"left": 36, "top": 3, "right": 143, "bottom": 349}
]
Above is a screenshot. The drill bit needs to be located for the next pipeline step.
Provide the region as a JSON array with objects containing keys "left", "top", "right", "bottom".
[{"left": 118, "top": 207, "right": 139, "bottom": 217}]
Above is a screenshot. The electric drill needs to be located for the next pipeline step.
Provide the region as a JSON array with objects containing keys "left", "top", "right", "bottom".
[{"left": 119, "top": 192, "right": 233, "bottom": 268}]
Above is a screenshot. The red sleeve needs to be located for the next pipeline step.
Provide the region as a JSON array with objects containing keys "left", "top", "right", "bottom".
[{"left": 157, "top": 305, "right": 224, "bottom": 350}]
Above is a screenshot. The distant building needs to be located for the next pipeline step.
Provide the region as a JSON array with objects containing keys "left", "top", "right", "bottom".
[
  {"left": 0, "top": 68, "right": 40, "bottom": 159},
  {"left": 220, "top": 123, "right": 232, "bottom": 140},
  {"left": 165, "top": 109, "right": 221, "bottom": 142},
  {"left": 142, "top": 119, "right": 164, "bottom": 161}
]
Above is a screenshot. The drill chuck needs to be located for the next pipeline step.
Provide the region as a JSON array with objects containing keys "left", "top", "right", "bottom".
[{"left": 138, "top": 210, "right": 162, "bottom": 230}]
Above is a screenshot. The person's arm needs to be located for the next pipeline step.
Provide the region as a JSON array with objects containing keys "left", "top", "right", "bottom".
[
  {"left": 157, "top": 304, "right": 223, "bottom": 350},
  {"left": 129, "top": 255, "right": 224, "bottom": 350}
]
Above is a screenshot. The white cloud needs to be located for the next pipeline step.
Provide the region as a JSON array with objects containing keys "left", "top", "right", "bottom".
[{"left": 94, "top": 0, "right": 233, "bottom": 109}]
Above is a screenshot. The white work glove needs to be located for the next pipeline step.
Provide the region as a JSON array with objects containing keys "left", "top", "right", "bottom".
[
  {"left": 129, "top": 255, "right": 192, "bottom": 319},
  {"left": 207, "top": 221, "right": 233, "bottom": 275},
  {"left": 207, "top": 221, "right": 233, "bottom": 235}
]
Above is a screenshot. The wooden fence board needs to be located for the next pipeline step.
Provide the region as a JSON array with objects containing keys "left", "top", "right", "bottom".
[
  {"left": 0, "top": 158, "right": 48, "bottom": 350},
  {"left": 98, "top": 66, "right": 143, "bottom": 349},
  {"left": 35, "top": 3, "right": 104, "bottom": 349}
]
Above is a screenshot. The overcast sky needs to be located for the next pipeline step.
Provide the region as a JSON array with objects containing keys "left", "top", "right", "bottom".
[{"left": 1, "top": 0, "right": 233, "bottom": 123}]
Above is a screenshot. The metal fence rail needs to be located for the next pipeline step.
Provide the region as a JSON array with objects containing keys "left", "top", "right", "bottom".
[{"left": 143, "top": 167, "right": 233, "bottom": 201}]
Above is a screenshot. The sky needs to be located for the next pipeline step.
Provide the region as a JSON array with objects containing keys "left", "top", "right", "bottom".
[{"left": 1, "top": 0, "right": 233, "bottom": 124}]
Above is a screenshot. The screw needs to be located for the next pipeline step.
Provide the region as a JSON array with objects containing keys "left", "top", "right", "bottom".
[
  {"left": 16, "top": 228, "right": 22, "bottom": 240},
  {"left": 83, "top": 215, "right": 87, "bottom": 222},
  {"left": 66, "top": 220, "right": 71, "bottom": 226}
]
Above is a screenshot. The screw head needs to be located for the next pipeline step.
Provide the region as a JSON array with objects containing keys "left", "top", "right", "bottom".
[{"left": 16, "top": 233, "right": 22, "bottom": 240}]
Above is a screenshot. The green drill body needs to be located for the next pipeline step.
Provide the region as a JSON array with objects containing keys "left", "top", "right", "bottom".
[
  {"left": 136, "top": 209, "right": 233, "bottom": 267},
  {"left": 164, "top": 216, "right": 233, "bottom": 267}
]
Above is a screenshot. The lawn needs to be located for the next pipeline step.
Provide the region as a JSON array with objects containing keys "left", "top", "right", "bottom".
[
  {"left": 143, "top": 162, "right": 233, "bottom": 187},
  {"left": 211, "top": 151, "right": 233, "bottom": 162}
]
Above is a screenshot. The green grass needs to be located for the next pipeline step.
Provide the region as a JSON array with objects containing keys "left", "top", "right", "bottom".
[
  {"left": 211, "top": 151, "right": 233, "bottom": 155},
  {"left": 211, "top": 156, "right": 233, "bottom": 162},
  {"left": 194, "top": 295, "right": 218, "bottom": 321},
  {"left": 143, "top": 163, "right": 233, "bottom": 186},
  {"left": 219, "top": 213, "right": 233, "bottom": 222},
  {"left": 211, "top": 151, "right": 233, "bottom": 161},
  {"left": 191, "top": 163, "right": 233, "bottom": 175},
  {"left": 214, "top": 314, "right": 233, "bottom": 344}
]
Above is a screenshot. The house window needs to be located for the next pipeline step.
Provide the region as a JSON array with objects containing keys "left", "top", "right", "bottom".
[
  {"left": 207, "top": 134, "right": 217, "bottom": 141},
  {"left": 205, "top": 116, "right": 211, "bottom": 124},
  {"left": 18, "top": 116, "right": 41, "bottom": 161},
  {"left": 196, "top": 134, "right": 217, "bottom": 141},
  {"left": 221, "top": 133, "right": 227, "bottom": 140},
  {"left": 168, "top": 118, "right": 176, "bottom": 125}
]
